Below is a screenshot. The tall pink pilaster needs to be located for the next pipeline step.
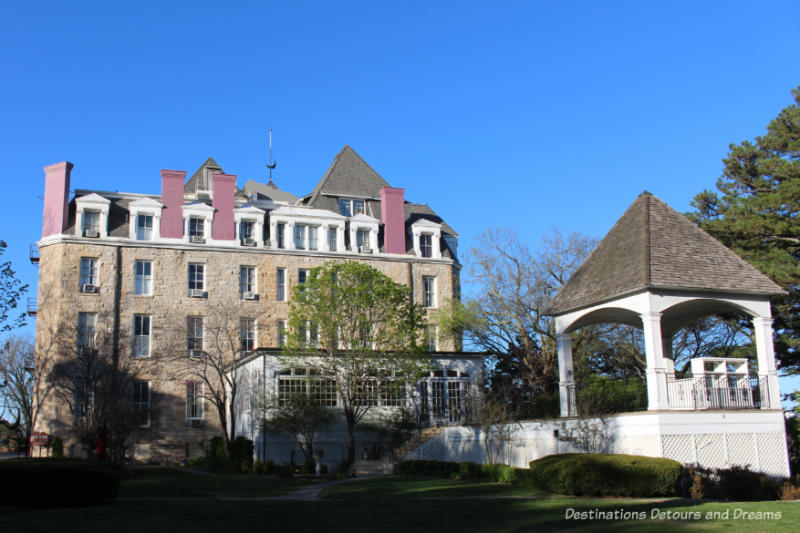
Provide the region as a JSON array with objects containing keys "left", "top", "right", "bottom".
[
  {"left": 212, "top": 173, "right": 236, "bottom": 240},
  {"left": 380, "top": 186, "right": 405, "bottom": 254},
  {"left": 42, "top": 161, "right": 73, "bottom": 237},
  {"left": 160, "top": 169, "right": 187, "bottom": 238}
]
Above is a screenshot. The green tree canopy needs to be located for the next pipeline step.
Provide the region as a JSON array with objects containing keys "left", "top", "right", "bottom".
[
  {"left": 285, "top": 261, "right": 428, "bottom": 463},
  {"left": 691, "top": 86, "right": 800, "bottom": 370}
]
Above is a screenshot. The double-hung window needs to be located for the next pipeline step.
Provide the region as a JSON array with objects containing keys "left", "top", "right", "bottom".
[
  {"left": 134, "top": 260, "right": 152, "bottom": 295},
  {"left": 338, "top": 198, "right": 365, "bottom": 217},
  {"left": 240, "top": 266, "right": 256, "bottom": 298},
  {"left": 422, "top": 276, "right": 436, "bottom": 308},
  {"left": 277, "top": 320, "right": 287, "bottom": 347},
  {"left": 77, "top": 312, "right": 97, "bottom": 351},
  {"left": 189, "top": 217, "right": 205, "bottom": 242},
  {"left": 276, "top": 268, "right": 286, "bottom": 301},
  {"left": 294, "top": 224, "right": 306, "bottom": 250},
  {"left": 276, "top": 223, "right": 285, "bottom": 249},
  {"left": 186, "top": 382, "right": 204, "bottom": 423},
  {"left": 240, "top": 318, "right": 256, "bottom": 353},
  {"left": 136, "top": 214, "right": 153, "bottom": 241},
  {"left": 133, "top": 315, "right": 151, "bottom": 357},
  {"left": 328, "top": 227, "right": 337, "bottom": 251},
  {"left": 308, "top": 226, "right": 318, "bottom": 251},
  {"left": 133, "top": 381, "right": 151, "bottom": 428},
  {"left": 240, "top": 220, "right": 255, "bottom": 243},
  {"left": 82, "top": 210, "right": 100, "bottom": 236},
  {"left": 419, "top": 234, "right": 433, "bottom": 258},
  {"left": 425, "top": 325, "right": 438, "bottom": 352},
  {"left": 188, "top": 263, "right": 205, "bottom": 296},
  {"left": 186, "top": 316, "right": 204, "bottom": 356},
  {"left": 356, "top": 229, "right": 370, "bottom": 251},
  {"left": 80, "top": 257, "right": 98, "bottom": 292}
]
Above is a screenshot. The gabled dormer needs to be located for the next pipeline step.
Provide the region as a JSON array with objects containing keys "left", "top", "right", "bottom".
[
  {"left": 234, "top": 204, "right": 266, "bottom": 247},
  {"left": 75, "top": 193, "right": 111, "bottom": 238},
  {"left": 127, "top": 197, "right": 164, "bottom": 241},
  {"left": 410, "top": 218, "right": 442, "bottom": 259},
  {"left": 349, "top": 213, "right": 379, "bottom": 254}
]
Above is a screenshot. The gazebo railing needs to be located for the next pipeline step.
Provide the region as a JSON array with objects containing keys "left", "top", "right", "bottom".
[{"left": 666, "top": 376, "right": 770, "bottom": 410}]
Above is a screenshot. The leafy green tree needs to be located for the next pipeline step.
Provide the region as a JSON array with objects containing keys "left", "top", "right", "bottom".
[
  {"left": 691, "top": 86, "right": 800, "bottom": 370},
  {"left": 285, "top": 261, "right": 427, "bottom": 463},
  {"left": 0, "top": 240, "right": 27, "bottom": 332},
  {"left": 265, "top": 392, "right": 336, "bottom": 460}
]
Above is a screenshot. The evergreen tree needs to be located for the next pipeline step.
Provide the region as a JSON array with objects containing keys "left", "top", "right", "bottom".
[{"left": 691, "top": 86, "right": 800, "bottom": 370}]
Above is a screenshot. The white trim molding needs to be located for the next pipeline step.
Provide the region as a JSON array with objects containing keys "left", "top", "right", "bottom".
[
  {"left": 128, "top": 197, "right": 163, "bottom": 241},
  {"left": 349, "top": 213, "right": 379, "bottom": 254},
  {"left": 182, "top": 202, "right": 215, "bottom": 245},
  {"left": 75, "top": 193, "right": 111, "bottom": 238},
  {"left": 269, "top": 205, "right": 346, "bottom": 252},
  {"left": 234, "top": 204, "right": 266, "bottom": 247},
  {"left": 411, "top": 218, "right": 442, "bottom": 259}
]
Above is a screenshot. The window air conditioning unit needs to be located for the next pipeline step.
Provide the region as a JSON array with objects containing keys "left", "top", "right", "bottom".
[
  {"left": 81, "top": 284, "right": 97, "bottom": 293},
  {"left": 83, "top": 229, "right": 100, "bottom": 238},
  {"left": 187, "top": 349, "right": 204, "bottom": 360},
  {"left": 242, "top": 292, "right": 258, "bottom": 300},
  {"left": 241, "top": 238, "right": 256, "bottom": 247},
  {"left": 189, "top": 236, "right": 206, "bottom": 244},
  {"left": 186, "top": 419, "right": 206, "bottom": 427},
  {"left": 188, "top": 289, "right": 206, "bottom": 298},
  {"left": 358, "top": 245, "right": 372, "bottom": 254}
]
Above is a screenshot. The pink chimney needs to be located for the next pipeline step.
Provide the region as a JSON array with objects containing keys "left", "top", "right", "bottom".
[
  {"left": 42, "top": 161, "right": 73, "bottom": 238},
  {"left": 380, "top": 186, "right": 405, "bottom": 254},
  {"left": 160, "top": 169, "right": 187, "bottom": 238},
  {"left": 212, "top": 173, "right": 236, "bottom": 240}
]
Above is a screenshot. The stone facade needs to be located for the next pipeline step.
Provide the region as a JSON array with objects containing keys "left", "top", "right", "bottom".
[{"left": 34, "top": 183, "right": 463, "bottom": 461}]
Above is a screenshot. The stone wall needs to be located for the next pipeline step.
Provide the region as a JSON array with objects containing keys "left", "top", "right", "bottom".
[{"left": 34, "top": 239, "right": 459, "bottom": 461}]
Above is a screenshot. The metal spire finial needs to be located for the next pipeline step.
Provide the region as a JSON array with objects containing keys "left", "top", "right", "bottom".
[{"left": 266, "top": 129, "right": 277, "bottom": 185}]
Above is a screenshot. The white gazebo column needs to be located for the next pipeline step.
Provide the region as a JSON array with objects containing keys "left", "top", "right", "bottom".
[
  {"left": 752, "top": 316, "right": 781, "bottom": 408},
  {"left": 641, "top": 312, "right": 670, "bottom": 410},
  {"left": 557, "top": 333, "right": 575, "bottom": 417}
]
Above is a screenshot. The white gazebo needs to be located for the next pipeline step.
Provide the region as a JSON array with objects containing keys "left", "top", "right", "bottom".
[{"left": 547, "top": 192, "right": 785, "bottom": 417}]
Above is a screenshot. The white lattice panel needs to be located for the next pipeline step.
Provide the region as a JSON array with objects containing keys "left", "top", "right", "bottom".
[
  {"left": 756, "top": 433, "right": 790, "bottom": 478},
  {"left": 726, "top": 433, "right": 756, "bottom": 469},
  {"left": 405, "top": 431, "right": 448, "bottom": 461},
  {"left": 662, "top": 434, "right": 694, "bottom": 465},
  {"left": 695, "top": 434, "right": 726, "bottom": 469},
  {"left": 608, "top": 435, "right": 660, "bottom": 457}
]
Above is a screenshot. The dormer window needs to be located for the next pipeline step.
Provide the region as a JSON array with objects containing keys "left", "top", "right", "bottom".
[
  {"left": 294, "top": 224, "right": 306, "bottom": 250},
  {"left": 338, "top": 198, "right": 365, "bottom": 217},
  {"left": 197, "top": 167, "right": 219, "bottom": 195},
  {"left": 82, "top": 210, "right": 101, "bottom": 237},
  {"left": 75, "top": 193, "right": 111, "bottom": 239},
  {"left": 419, "top": 234, "right": 433, "bottom": 258},
  {"left": 356, "top": 229, "right": 369, "bottom": 250},
  {"left": 240, "top": 220, "right": 254, "bottom": 241},
  {"left": 189, "top": 217, "right": 205, "bottom": 242},
  {"left": 277, "top": 223, "right": 286, "bottom": 249},
  {"left": 136, "top": 214, "right": 154, "bottom": 241}
]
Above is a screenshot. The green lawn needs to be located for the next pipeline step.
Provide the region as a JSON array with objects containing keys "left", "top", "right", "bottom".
[
  {"left": 2, "top": 469, "right": 799, "bottom": 533},
  {"left": 119, "top": 466, "right": 311, "bottom": 498}
]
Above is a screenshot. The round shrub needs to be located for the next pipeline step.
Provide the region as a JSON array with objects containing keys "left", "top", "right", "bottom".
[
  {"left": 529, "top": 453, "right": 681, "bottom": 497},
  {"left": 209, "top": 436, "right": 227, "bottom": 465},
  {"left": 0, "top": 458, "right": 121, "bottom": 509}
]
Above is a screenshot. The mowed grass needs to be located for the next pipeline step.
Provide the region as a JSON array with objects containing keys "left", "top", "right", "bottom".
[
  {"left": 118, "top": 465, "right": 311, "bottom": 498},
  {"left": 3, "top": 469, "right": 800, "bottom": 533}
]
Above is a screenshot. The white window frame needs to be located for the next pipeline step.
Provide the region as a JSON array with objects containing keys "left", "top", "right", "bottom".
[
  {"left": 182, "top": 203, "right": 214, "bottom": 244},
  {"left": 187, "top": 316, "right": 204, "bottom": 354},
  {"left": 411, "top": 219, "right": 442, "bottom": 259},
  {"left": 349, "top": 214, "right": 379, "bottom": 254},
  {"left": 133, "top": 314, "right": 151, "bottom": 357},
  {"left": 234, "top": 205, "right": 265, "bottom": 247},
  {"left": 276, "top": 268, "right": 286, "bottom": 301},
  {"left": 75, "top": 193, "right": 111, "bottom": 238},
  {"left": 240, "top": 317, "right": 256, "bottom": 353},
  {"left": 338, "top": 198, "right": 366, "bottom": 217},
  {"left": 80, "top": 257, "right": 98, "bottom": 290},
  {"left": 269, "top": 206, "right": 345, "bottom": 252},
  {"left": 188, "top": 263, "right": 205, "bottom": 294},
  {"left": 240, "top": 266, "right": 257, "bottom": 297},
  {"left": 422, "top": 276, "right": 436, "bottom": 308},
  {"left": 186, "top": 381, "right": 204, "bottom": 422},
  {"left": 134, "top": 260, "right": 153, "bottom": 296},
  {"left": 127, "top": 197, "right": 163, "bottom": 241},
  {"left": 277, "top": 319, "right": 287, "bottom": 347},
  {"left": 425, "top": 325, "right": 438, "bottom": 352},
  {"left": 136, "top": 214, "right": 154, "bottom": 241}
]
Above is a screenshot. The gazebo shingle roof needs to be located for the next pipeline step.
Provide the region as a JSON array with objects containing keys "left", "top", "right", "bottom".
[{"left": 546, "top": 192, "right": 784, "bottom": 316}]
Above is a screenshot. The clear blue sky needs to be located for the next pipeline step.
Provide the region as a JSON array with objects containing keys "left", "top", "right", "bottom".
[{"left": 1, "top": 1, "right": 799, "bottom": 388}]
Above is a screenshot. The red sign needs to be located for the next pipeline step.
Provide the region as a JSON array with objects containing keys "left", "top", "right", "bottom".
[{"left": 30, "top": 432, "right": 49, "bottom": 444}]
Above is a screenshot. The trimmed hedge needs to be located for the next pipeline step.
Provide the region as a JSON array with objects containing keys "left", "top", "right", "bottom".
[
  {"left": 397, "top": 460, "right": 460, "bottom": 477},
  {"left": 397, "top": 460, "right": 526, "bottom": 484},
  {"left": 0, "top": 458, "right": 122, "bottom": 509},
  {"left": 529, "top": 453, "right": 681, "bottom": 497}
]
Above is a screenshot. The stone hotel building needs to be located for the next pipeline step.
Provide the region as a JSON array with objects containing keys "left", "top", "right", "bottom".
[{"left": 33, "top": 146, "right": 483, "bottom": 460}]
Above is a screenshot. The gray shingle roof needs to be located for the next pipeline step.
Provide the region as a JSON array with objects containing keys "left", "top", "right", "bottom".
[
  {"left": 547, "top": 192, "right": 784, "bottom": 316},
  {"left": 304, "top": 145, "right": 391, "bottom": 206},
  {"left": 184, "top": 157, "right": 222, "bottom": 194},
  {"left": 243, "top": 179, "right": 298, "bottom": 203}
]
